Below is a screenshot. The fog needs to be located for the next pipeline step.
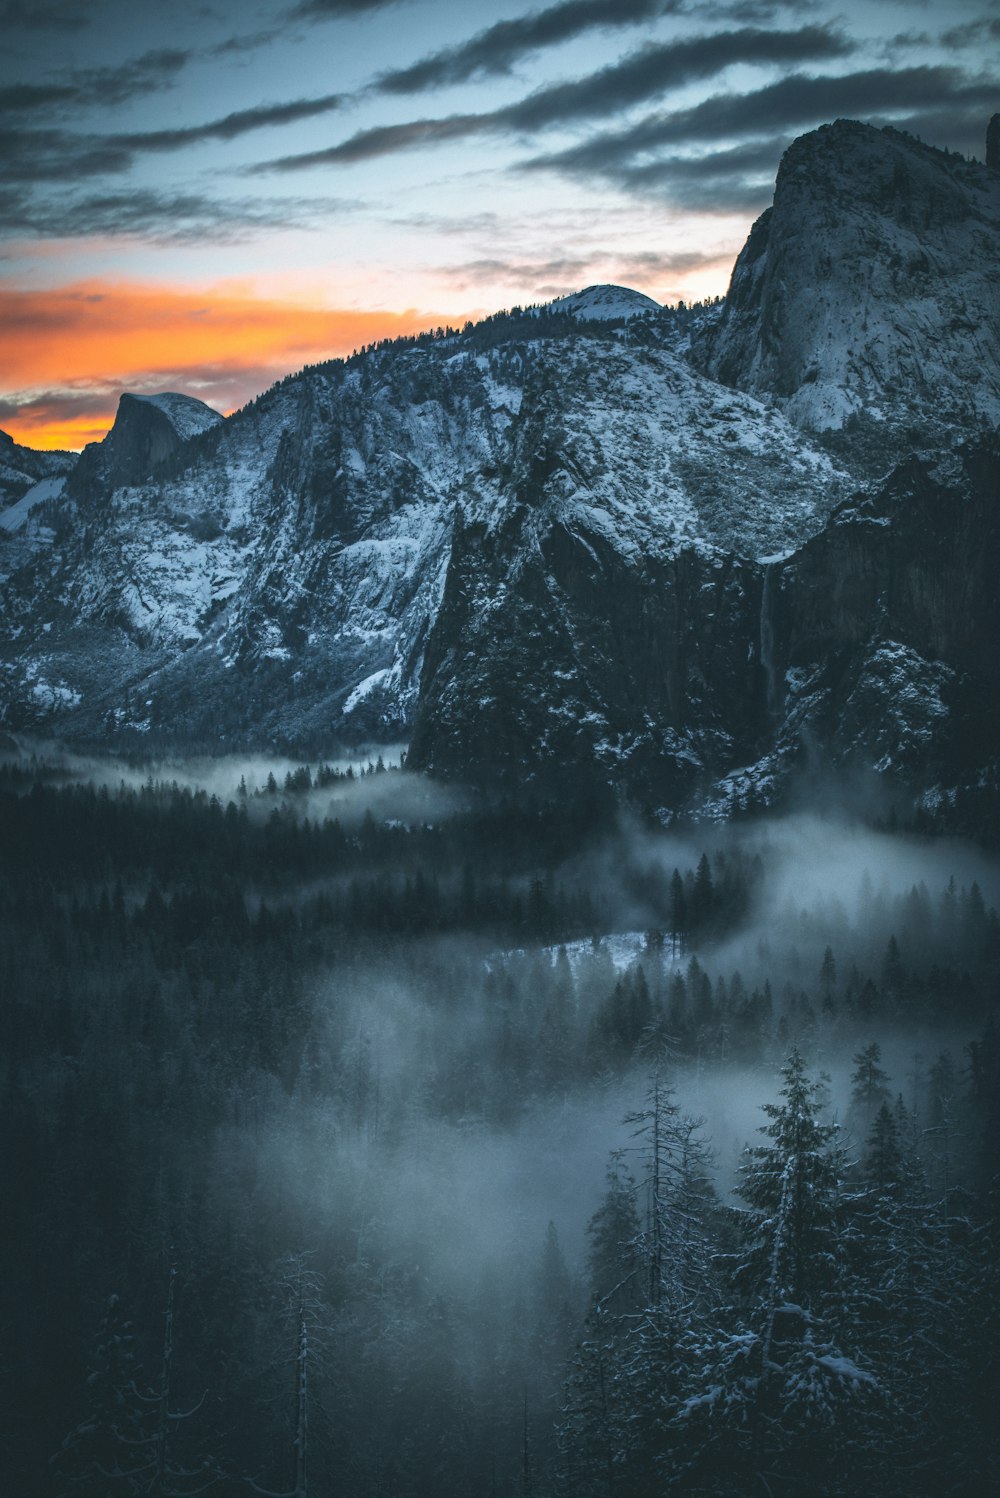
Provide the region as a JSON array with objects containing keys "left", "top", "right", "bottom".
[{"left": 2, "top": 752, "right": 996, "bottom": 1495}]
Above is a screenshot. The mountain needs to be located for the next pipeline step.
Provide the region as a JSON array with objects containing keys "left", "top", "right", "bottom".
[
  {"left": 410, "top": 120, "right": 1000, "bottom": 819},
  {"left": 0, "top": 300, "right": 849, "bottom": 748},
  {"left": 548, "top": 284, "right": 663, "bottom": 321},
  {"left": 0, "top": 429, "right": 76, "bottom": 517},
  {"left": 692, "top": 120, "right": 1000, "bottom": 457},
  {"left": 0, "top": 117, "right": 997, "bottom": 827},
  {"left": 69, "top": 391, "right": 223, "bottom": 497}
]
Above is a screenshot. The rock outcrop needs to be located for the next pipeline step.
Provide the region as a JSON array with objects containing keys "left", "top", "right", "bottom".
[
  {"left": 692, "top": 120, "right": 1000, "bottom": 456},
  {"left": 69, "top": 392, "right": 222, "bottom": 497}
]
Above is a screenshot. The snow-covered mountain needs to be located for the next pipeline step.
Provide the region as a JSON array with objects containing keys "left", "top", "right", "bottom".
[
  {"left": 0, "top": 430, "right": 76, "bottom": 515},
  {"left": 0, "top": 309, "right": 846, "bottom": 747},
  {"left": 1, "top": 117, "right": 997, "bottom": 823},
  {"left": 548, "top": 284, "right": 662, "bottom": 321},
  {"left": 693, "top": 120, "right": 1000, "bottom": 453}
]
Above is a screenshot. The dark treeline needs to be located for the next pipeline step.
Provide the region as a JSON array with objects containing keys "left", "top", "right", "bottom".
[{"left": 1, "top": 763, "right": 997, "bottom": 1495}]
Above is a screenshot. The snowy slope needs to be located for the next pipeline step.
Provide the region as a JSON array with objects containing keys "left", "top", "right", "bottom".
[
  {"left": 0, "top": 430, "right": 76, "bottom": 511},
  {"left": 0, "top": 476, "right": 66, "bottom": 533},
  {"left": 0, "top": 318, "right": 846, "bottom": 746}
]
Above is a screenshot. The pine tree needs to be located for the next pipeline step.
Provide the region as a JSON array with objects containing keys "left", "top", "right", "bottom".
[
  {"left": 685, "top": 1051, "right": 881, "bottom": 1497},
  {"left": 850, "top": 1041, "right": 892, "bottom": 1135}
]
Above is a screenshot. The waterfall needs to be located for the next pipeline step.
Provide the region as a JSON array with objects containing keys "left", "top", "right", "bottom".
[{"left": 759, "top": 562, "right": 781, "bottom": 717}]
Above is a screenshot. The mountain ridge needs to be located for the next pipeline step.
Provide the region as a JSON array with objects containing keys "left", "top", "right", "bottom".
[{"left": 1, "top": 117, "right": 997, "bottom": 828}]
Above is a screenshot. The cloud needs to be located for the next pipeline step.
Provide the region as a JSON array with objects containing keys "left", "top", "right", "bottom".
[
  {"left": 257, "top": 23, "right": 854, "bottom": 171},
  {"left": 0, "top": 0, "right": 87, "bottom": 28},
  {"left": 0, "top": 90, "right": 348, "bottom": 198},
  {"left": 0, "top": 128, "right": 134, "bottom": 184},
  {"left": 0, "top": 187, "right": 357, "bottom": 245},
  {"left": 0, "top": 50, "right": 190, "bottom": 117},
  {"left": 940, "top": 17, "right": 1000, "bottom": 48},
  {"left": 374, "top": 0, "right": 678, "bottom": 93},
  {"left": 0, "top": 278, "right": 464, "bottom": 449},
  {"left": 436, "top": 244, "right": 734, "bottom": 294},
  {"left": 497, "top": 24, "right": 853, "bottom": 132},
  {"left": 610, "top": 141, "right": 785, "bottom": 212},
  {"left": 0, "top": 84, "right": 78, "bottom": 113},
  {"left": 117, "top": 93, "right": 346, "bottom": 152},
  {"left": 287, "top": 0, "right": 402, "bottom": 17},
  {"left": 520, "top": 65, "right": 1000, "bottom": 185}
]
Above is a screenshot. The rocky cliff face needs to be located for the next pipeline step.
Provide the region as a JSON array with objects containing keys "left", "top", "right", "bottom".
[
  {"left": 69, "top": 392, "right": 222, "bottom": 498},
  {"left": 410, "top": 434, "right": 1000, "bottom": 816},
  {"left": 765, "top": 437, "right": 999, "bottom": 786},
  {"left": 692, "top": 120, "right": 1000, "bottom": 457}
]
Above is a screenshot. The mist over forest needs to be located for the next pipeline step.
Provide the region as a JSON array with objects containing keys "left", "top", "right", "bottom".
[{"left": 1, "top": 746, "right": 997, "bottom": 1497}]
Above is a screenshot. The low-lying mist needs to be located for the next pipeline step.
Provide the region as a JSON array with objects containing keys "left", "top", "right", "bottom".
[{"left": 2, "top": 749, "right": 996, "bottom": 1496}]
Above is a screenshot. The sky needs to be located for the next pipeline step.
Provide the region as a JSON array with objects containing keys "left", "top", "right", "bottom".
[{"left": 1, "top": 0, "right": 997, "bottom": 450}]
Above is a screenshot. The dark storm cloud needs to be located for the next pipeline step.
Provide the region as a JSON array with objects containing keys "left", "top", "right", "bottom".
[
  {"left": 375, "top": 0, "right": 680, "bottom": 93},
  {"left": 0, "top": 185, "right": 357, "bottom": 244},
  {"left": 521, "top": 64, "right": 1000, "bottom": 179},
  {"left": 0, "top": 49, "right": 190, "bottom": 116},
  {"left": 0, "top": 0, "right": 87, "bottom": 28},
  {"left": 257, "top": 23, "right": 853, "bottom": 170}
]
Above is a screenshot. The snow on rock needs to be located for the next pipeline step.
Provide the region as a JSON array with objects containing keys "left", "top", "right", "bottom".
[
  {"left": 548, "top": 284, "right": 661, "bottom": 321},
  {"left": 694, "top": 120, "right": 1000, "bottom": 450},
  {"left": 0, "top": 119, "right": 995, "bottom": 812},
  {"left": 133, "top": 392, "right": 223, "bottom": 442},
  {"left": 0, "top": 476, "right": 66, "bottom": 533}
]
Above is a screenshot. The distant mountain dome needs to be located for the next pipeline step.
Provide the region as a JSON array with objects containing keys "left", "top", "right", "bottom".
[
  {"left": 547, "top": 284, "right": 662, "bottom": 321},
  {"left": 131, "top": 392, "right": 224, "bottom": 443}
]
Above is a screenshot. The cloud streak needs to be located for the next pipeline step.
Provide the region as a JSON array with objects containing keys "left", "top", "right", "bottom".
[
  {"left": 0, "top": 49, "right": 190, "bottom": 116},
  {"left": 0, "top": 0, "right": 87, "bottom": 29},
  {"left": 258, "top": 24, "right": 854, "bottom": 171},
  {"left": 374, "top": 0, "right": 680, "bottom": 93},
  {"left": 520, "top": 64, "right": 1000, "bottom": 198},
  {"left": 0, "top": 91, "right": 348, "bottom": 204},
  {"left": 287, "top": 0, "right": 403, "bottom": 18},
  {"left": 0, "top": 186, "right": 358, "bottom": 244}
]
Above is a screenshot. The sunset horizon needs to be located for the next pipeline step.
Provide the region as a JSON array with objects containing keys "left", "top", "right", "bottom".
[{"left": 3, "top": 0, "right": 996, "bottom": 451}]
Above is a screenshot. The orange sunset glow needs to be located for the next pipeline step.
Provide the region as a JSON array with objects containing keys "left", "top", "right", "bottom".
[{"left": 1, "top": 280, "right": 466, "bottom": 450}]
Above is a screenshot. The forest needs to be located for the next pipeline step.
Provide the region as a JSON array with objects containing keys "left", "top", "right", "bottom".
[{"left": 1, "top": 750, "right": 998, "bottom": 1497}]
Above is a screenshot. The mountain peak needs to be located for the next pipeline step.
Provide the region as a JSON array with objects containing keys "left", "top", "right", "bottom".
[
  {"left": 68, "top": 390, "right": 223, "bottom": 496},
  {"left": 547, "top": 284, "right": 661, "bottom": 321},
  {"left": 122, "top": 391, "right": 222, "bottom": 442},
  {"left": 694, "top": 117, "right": 1000, "bottom": 440}
]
